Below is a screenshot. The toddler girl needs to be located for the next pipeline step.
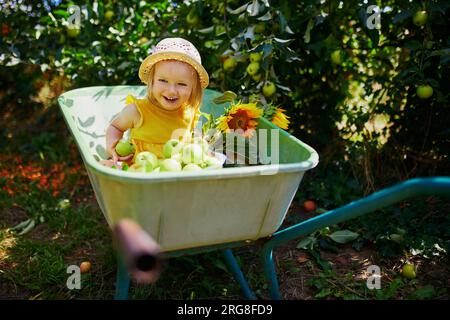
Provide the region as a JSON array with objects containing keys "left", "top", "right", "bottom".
[{"left": 104, "top": 37, "right": 209, "bottom": 165}]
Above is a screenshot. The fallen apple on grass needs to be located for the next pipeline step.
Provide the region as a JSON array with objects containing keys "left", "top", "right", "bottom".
[{"left": 80, "top": 261, "right": 91, "bottom": 273}]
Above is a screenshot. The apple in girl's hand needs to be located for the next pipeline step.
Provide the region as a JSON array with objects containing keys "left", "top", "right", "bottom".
[
  {"left": 115, "top": 141, "right": 135, "bottom": 157},
  {"left": 135, "top": 151, "right": 158, "bottom": 171},
  {"left": 163, "top": 139, "right": 184, "bottom": 158},
  {"left": 182, "top": 144, "right": 204, "bottom": 164},
  {"left": 159, "top": 158, "right": 182, "bottom": 172},
  {"left": 183, "top": 163, "right": 203, "bottom": 171}
]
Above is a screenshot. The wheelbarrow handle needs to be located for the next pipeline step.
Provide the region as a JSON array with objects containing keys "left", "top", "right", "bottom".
[
  {"left": 261, "top": 176, "right": 450, "bottom": 299},
  {"left": 270, "top": 177, "right": 450, "bottom": 246},
  {"left": 114, "top": 219, "right": 164, "bottom": 284}
]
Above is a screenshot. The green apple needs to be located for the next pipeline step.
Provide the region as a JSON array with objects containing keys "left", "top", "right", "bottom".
[
  {"left": 402, "top": 263, "right": 416, "bottom": 279},
  {"left": 186, "top": 9, "right": 200, "bottom": 26},
  {"left": 249, "top": 52, "right": 262, "bottom": 63},
  {"left": 104, "top": 10, "right": 115, "bottom": 21},
  {"left": 135, "top": 151, "right": 158, "bottom": 171},
  {"left": 223, "top": 57, "right": 237, "bottom": 72},
  {"left": 413, "top": 11, "right": 428, "bottom": 27},
  {"left": 115, "top": 141, "right": 135, "bottom": 157},
  {"left": 193, "top": 137, "right": 210, "bottom": 153},
  {"left": 163, "top": 139, "right": 184, "bottom": 158},
  {"left": 58, "top": 34, "right": 66, "bottom": 44},
  {"left": 416, "top": 85, "right": 433, "bottom": 99},
  {"left": 181, "top": 144, "right": 204, "bottom": 165},
  {"left": 159, "top": 158, "right": 182, "bottom": 172},
  {"left": 202, "top": 156, "right": 223, "bottom": 169},
  {"left": 248, "top": 93, "right": 260, "bottom": 102},
  {"left": 331, "top": 50, "right": 342, "bottom": 65},
  {"left": 138, "top": 37, "right": 149, "bottom": 45},
  {"left": 183, "top": 163, "right": 203, "bottom": 171},
  {"left": 262, "top": 81, "right": 276, "bottom": 98},
  {"left": 171, "top": 153, "right": 182, "bottom": 163},
  {"left": 254, "top": 23, "right": 266, "bottom": 33},
  {"left": 252, "top": 73, "right": 262, "bottom": 82},
  {"left": 128, "top": 163, "right": 151, "bottom": 173},
  {"left": 246, "top": 62, "right": 260, "bottom": 76},
  {"left": 66, "top": 26, "right": 80, "bottom": 38}
]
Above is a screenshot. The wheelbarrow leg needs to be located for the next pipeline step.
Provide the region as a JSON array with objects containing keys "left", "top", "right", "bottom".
[
  {"left": 222, "top": 249, "right": 257, "bottom": 300},
  {"left": 261, "top": 246, "right": 281, "bottom": 300},
  {"left": 115, "top": 253, "right": 130, "bottom": 300}
]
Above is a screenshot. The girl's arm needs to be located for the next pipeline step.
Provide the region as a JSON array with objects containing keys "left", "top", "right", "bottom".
[{"left": 106, "top": 104, "right": 140, "bottom": 163}]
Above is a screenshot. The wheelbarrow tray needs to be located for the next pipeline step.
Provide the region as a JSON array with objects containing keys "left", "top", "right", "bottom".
[{"left": 58, "top": 86, "right": 319, "bottom": 252}]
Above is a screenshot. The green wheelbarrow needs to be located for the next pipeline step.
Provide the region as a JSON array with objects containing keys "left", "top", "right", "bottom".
[{"left": 58, "top": 86, "right": 450, "bottom": 299}]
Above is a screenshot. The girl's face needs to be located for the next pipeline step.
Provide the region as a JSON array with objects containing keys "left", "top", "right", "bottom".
[{"left": 151, "top": 60, "right": 196, "bottom": 111}]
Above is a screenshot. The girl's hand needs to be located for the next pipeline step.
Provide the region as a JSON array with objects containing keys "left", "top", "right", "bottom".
[
  {"left": 110, "top": 146, "right": 135, "bottom": 164},
  {"left": 107, "top": 141, "right": 135, "bottom": 164}
]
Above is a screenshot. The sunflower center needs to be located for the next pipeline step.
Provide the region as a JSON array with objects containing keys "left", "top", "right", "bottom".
[{"left": 228, "top": 110, "right": 250, "bottom": 130}]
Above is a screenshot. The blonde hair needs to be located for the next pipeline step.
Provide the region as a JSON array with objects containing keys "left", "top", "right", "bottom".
[{"left": 145, "top": 61, "right": 203, "bottom": 130}]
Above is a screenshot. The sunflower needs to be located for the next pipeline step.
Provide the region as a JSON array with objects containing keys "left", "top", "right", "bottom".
[
  {"left": 263, "top": 104, "right": 290, "bottom": 130},
  {"left": 216, "top": 103, "right": 263, "bottom": 138},
  {"left": 271, "top": 108, "right": 290, "bottom": 130}
]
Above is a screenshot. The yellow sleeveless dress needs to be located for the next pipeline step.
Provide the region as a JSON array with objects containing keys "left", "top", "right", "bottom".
[{"left": 125, "top": 95, "right": 200, "bottom": 159}]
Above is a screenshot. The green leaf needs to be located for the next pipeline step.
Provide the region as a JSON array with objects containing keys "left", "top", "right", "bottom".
[
  {"left": 274, "top": 38, "right": 294, "bottom": 44},
  {"left": 411, "top": 285, "right": 436, "bottom": 299},
  {"left": 227, "top": 3, "right": 248, "bottom": 15},
  {"left": 329, "top": 230, "right": 359, "bottom": 244},
  {"left": 257, "top": 12, "right": 272, "bottom": 21},
  {"left": 315, "top": 288, "right": 332, "bottom": 298},
  {"left": 247, "top": 0, "right": 260, "bottom": 17},
  {"left": 428, "top": 48, "right": 450, "bottom": 58},
  {"left": 296, "top": 235, "right": 316, "bottom": 250},
  {"left": 213, "top": 91, "right": 237, "bottom": 104},
  {"left": 303, "top": 19, "right": 314, "bottom": 44},
  {"left": 198, "top": 26, "right": 214, "bottom": 34},
  {"left": 310, "top": 250, "right": 332, "bottom": 270},
  {"left": 429, "top": 2, "right": 450, "bottom": 14},
  {"left": 53, "top": 10, "right": 70, "bottom": 18}
]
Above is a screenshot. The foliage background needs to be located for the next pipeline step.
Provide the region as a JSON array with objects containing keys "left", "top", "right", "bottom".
[{"left": 0, "top": 0, "right": 449, "bottom": 299}]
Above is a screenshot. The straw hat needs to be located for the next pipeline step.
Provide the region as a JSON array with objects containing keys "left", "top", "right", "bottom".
[{"left": 138, "top": 37, "right": 209, "bottom": 89}]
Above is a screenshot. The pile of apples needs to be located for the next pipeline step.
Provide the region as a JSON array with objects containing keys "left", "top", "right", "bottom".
[{"left": 115, "top": 137, "right": 224, "bottom": 173}]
